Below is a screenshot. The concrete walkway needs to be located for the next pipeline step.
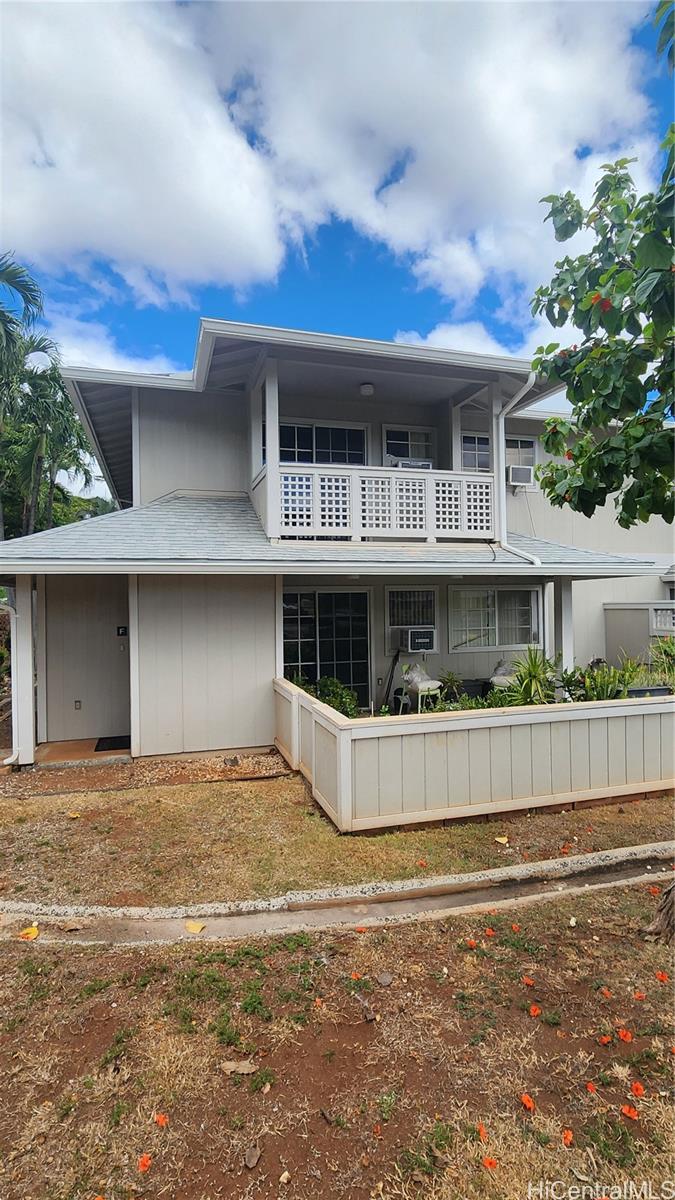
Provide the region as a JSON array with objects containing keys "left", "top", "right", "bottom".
[{"left": 1, "top": 842, "right": 671, "bottom": 946}]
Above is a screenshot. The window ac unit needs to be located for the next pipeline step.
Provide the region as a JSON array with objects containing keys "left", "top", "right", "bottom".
[
  {"left": 392, "top": 458, "right": 433, "bottom": 470},
  {"left": 507, "top": 464, "right": 534, "bottom": 487},
  {"left": 397, "top": 627, "right": 437, "bottom": 653}
]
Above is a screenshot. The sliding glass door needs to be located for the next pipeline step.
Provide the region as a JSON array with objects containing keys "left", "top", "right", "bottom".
[{"left": 283, "top": 591, "right": 370, "bottom": 707}]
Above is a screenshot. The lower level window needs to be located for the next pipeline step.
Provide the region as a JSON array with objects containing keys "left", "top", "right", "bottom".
[
  {"left": 449, "top": 588, "right": 539, "bottom": 649},
  {"left": 283, "top": 591, "right": 370, "bottom": 706}
]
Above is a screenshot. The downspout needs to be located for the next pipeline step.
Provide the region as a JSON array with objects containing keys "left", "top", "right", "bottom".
[
  {"left": 495, "top": 371, "right": 541, "bottom": 566},
  {"left": 0, "top": 602, "right": 19, "bottom": 765}
]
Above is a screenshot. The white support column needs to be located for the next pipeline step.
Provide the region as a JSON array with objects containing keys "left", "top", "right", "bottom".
[
  {"left": 553, "top": 578, "right": 574, "bottom": 670},
  {"left": 128, "top": 574, "right": 141, "bottom": 758},
  {"left": 543, "top": 580, "right": 555, "bottom": 661},
  {"left": 131, "top": 386, "right": 140, "bottom": 505},
  {"left": 14, "top": 576, "right": 35, "bottom": 765},
  {"left": 491, "top": 384, "right": 507, "bottom": 544},
  {"left": 263, "top": 358, "right": 281, "bottom": 539},
  {"left": 451, "top": 403, "right": 462, "bottom": 471},
  {"left": 248, "top": 381, "right": 263, "bottom": 484},
  {"left": 36, "top": 575, "right": 47, "bottom": 744},
  {"left": 274, "top": 575, "right": 284, "bottom": 678}
]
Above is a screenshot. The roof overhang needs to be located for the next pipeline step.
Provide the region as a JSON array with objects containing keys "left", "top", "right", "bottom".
[
  {"left": 0, "top": 559, "right": 661, "bottom": 579},
  {"left": 62, "top": 318, "right": 563, "bottom": 503}
]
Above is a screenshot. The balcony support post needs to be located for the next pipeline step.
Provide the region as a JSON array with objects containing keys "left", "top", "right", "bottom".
[{"left": 264, "top": 358, "right": 281, "bottom": 539}]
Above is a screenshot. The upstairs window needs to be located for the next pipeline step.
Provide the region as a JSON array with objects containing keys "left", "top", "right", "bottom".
[
  {"left": 279, "top": 423, "right": 366, "bottom": 465},
  {"left": 384, "top": 428, "right": 434, "bottom": 463},
  {"left": 461, "top": 433, "right": 491, "bottom": 471},
  {"left": 506, "top": 437, "right": 536, "bottom": 468}
]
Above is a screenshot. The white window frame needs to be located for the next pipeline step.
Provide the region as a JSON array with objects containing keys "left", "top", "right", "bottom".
[
  {"left": 382, "top": 425, "right": 437, "bottom": 467},
  {"left": 461, "top": 430, "right": 492, "bottom": 473},
  {"left": 385, "top": 585, "right": 439, "bottom": 655},
  {"left": 281, "top": 586, "right": 374, "bottom": 705},
  {"left": 505, "top": 435, "right": 538, "bottom": 487},
  {"left": 447, "top": 585, "right": 542, "bottom": 652},
  {"left": 280, "top": 418, "right": 371, "bottom": 465}
]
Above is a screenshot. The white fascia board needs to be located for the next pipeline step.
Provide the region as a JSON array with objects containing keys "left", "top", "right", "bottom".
[
  {"left": 65, "top": 379, "right": 122, "bottom": 505},
  {"left": 0, "top": 560, "right": 661, "bottom": 578},
  {"left": 61, "top": 364, "right": 196, "bottom": 390},
  {"left": 198, "top": 317, "right": 538, "bottom": 379}
]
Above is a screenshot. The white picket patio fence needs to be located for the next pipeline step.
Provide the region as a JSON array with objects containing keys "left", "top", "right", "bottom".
[{"left": 274, "top": 677, "right": 675, "bottom": 832}]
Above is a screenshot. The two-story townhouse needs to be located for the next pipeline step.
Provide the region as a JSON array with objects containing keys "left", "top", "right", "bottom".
[{"left": 0, "top": 319, "right": 670, "bottom": 768}]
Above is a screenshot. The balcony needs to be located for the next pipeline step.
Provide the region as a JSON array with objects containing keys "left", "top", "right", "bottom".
[{"left": 276, "top": 464, "right": 495, "bottom": 541}]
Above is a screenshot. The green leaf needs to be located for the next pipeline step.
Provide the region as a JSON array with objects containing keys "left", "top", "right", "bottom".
[{"left": 634, "top": 232, "right": 672, "bottom": 270}]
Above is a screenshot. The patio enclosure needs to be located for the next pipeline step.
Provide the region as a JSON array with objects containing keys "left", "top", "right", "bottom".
[{"left": 274, "top": 677, "right": 674, "bottom": 832}]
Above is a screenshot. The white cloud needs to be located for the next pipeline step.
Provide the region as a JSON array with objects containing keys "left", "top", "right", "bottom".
[
  {"left": 47, "top": 314, "right": 183, "bottom": 373},
  {"left": 2, "top": 0, "right": 659, "bottom": 316}
]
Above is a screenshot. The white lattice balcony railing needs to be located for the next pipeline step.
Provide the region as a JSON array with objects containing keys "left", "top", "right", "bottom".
[{"left": 278, "top": 465, "right": 495, "bottom": 541}]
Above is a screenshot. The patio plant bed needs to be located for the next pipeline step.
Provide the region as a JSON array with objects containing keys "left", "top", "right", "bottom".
[
  {"left": 0, "top": 774, "right": 672, "bottom": 907},
  {"left": 1, "top": 886, "right": 673, "bottom": 1199}
]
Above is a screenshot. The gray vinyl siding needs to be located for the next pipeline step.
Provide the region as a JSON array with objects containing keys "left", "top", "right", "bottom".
[
  {"left": 45, "top": 575, "right": 130, "bottom": 742},
  {"left": 136, "top": 575, "right": 276, "bottom": 755}
]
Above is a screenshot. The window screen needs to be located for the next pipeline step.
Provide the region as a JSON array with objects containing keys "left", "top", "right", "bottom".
[
  {"left": 385, "top": 429, "right": 433, "bottom": 461},
  {"left": 461, "top": 434, "right": 491, "bottom": 471},
  {"left": 388, "top": 589, "right": 435, "bottom": 628},
  {"left": 280, "top": 424, "right": 366, "bottom": 465},
  {"left": 505, "top": 437, "right": 536, "bottom": 468},
  {"left": 449, "top": 589, "right": 537, "bottom": 649}
]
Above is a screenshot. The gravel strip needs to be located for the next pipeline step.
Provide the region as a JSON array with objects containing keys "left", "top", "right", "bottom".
[{"left": 2, "top": 840, "right": 671, "bottom": 921}]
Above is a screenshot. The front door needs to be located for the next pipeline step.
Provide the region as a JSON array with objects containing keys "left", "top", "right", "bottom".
[{"left": 283, "top": 591, "right": 370, "bottom": 707}]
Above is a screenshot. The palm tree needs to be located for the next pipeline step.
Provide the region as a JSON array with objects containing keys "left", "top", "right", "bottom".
[
  {"left": 43, "top": 403, "right": 93, "bottom": 530},
  {"left": 0, "top": 254, "right": 44, "bottom": 364},
  {"left": 0, "top": 331, "right": 59, "bottom": 540}
]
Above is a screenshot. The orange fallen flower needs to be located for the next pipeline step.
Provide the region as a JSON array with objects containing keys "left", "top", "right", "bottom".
[
  {"left": 520, "top": 1093, "right": 536, "bottom": 1113},
  {"left": 314, "top": 997, "right": 323, "bottom": 1007},
  {"left": 484, "top": 928, "right": 496, "bottom": 937},
  {"left": 655, "top": 970, "right": 670, "bottom": 983},
  {"left": 511, "top": 923, "right": 521, "bottom": 933},
  {"left": 617, "top": 1028, "right": 633, "bottom": 1043},
  {"left": 648, "top": 885, "right": 661, "bottom": 896},
  {"left": 585, "top": 1081, "right": 597, "bottom": 1093},
  {"left": 350, "top": 971, "right": 362, "bottom": 981},
  {"left": 416, "top": 858, "right": 428, "bottom": 868},
  {"left": 373, "top": 1122, "right": 382, "bottom": 1137},
  {"left": 598, "top": 1034, "right": 612, "bottom": 1046},
  {"left": 476, "top": 1121, "right": 488, "bottom": 1143},
  {"left": 521, "top": 975, "right": 535, "bottom": 987},
  {"left": 599, "top": 986, "right": 612, "bottom": 999},
  {"left": 620, "top": 1104, "right": 638, "bottom": 1121},
  {"left": 465, "top": 938, "right": 477, "bottom": 949},
  {"left": 482, "top": 1156, "right": 498, "bottom": 1169},
  {"left": 529, "top": 1004, "right": 542, "bottom": 1019},
  {"left": 354, "top": 926, "right": 367, "bottom": 933},
  {"left": 138, "top": 1154, "right": 152, "bottom": 1173},
  {"left": 153, "top": 1112, "right": 169, "bottom": 1128},
  {"left": 18, "top": 925, "right": 39, "bottom": 941},
  {"left": 630, "top": 1081, "right": 645, "bottom": 1098},
  {"left": 562, "top": 1129, "right": 573, "bottom": 1147},
  {"left": 634, "top": 990, "right": 647, "bottom": 1001}
]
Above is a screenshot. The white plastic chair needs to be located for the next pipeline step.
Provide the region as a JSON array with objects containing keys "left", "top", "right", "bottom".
[{"left": 400, "top": 663, "right": 443, "bottom": 713}]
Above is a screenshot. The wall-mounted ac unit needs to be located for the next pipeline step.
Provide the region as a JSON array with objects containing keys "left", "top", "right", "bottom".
[
  {"left": 391, "top": 458, "right": 433, "bottom": 470},
  {"left": 397, "top": 626, "right": 437, "bottom": 653},
  {"left": 507, "top": 464, "right": 534, "bottom": 487}
]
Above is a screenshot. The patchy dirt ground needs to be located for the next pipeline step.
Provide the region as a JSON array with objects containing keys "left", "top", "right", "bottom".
[
  {"left": 0, "top": 771, "right": 672, "bottom": 907},
  {"left": 0, "top": 749, "right": 290, "bottom": 798},
  {"left": 0, "top": 886, "right": 673, "bottom": 1200}
]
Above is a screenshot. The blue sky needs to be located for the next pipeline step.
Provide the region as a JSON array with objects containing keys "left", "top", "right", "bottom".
[{"left": 4, "top": 2, "right": 673, "bottom": 374}]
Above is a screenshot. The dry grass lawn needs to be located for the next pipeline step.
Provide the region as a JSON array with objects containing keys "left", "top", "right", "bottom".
[
  {"left": 0, "top": 886, "right": 673, "bottom": 1199},
  {"left": 0, "top": 774, "right": 672, "bottom": 906}
]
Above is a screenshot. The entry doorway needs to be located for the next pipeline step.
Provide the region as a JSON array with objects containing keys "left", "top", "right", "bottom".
[{"left": 282, "top": 590, "right": 371, "bottom": 706}]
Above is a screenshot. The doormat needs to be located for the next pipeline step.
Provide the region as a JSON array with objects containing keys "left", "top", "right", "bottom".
[{"left": 94, "top": 735, "right": 131, "bottom": 753}]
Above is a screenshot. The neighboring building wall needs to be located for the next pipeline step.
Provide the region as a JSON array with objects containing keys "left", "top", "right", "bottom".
[
  {"left": 136, "top": 388, "right": 248, "bottom": 503},
  {"left": 44, "top": 575, "right": 130, "bottom": 742},
  {"left": 505, "top": 419, "right": 673, "bottom": 663},
  {"left": 135, "top": 575, "right": 276, "bottom": 756}
]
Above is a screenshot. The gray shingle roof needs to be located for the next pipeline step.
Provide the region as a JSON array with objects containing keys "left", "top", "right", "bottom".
[{"left": 0, "top": 494, "right": 657, "bottom": 576}]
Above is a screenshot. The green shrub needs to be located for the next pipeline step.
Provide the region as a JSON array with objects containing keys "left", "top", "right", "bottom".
[
  {"left": 294, "top": 674, "right": 360, "bottom": 717},
  {"left": 560, "top": 659, "right": 636, "bottom": 701},
  {"left": 496, "top": 647, "right": 558, "bottom": 706}
]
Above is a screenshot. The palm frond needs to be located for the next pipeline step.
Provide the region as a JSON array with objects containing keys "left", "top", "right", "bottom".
[{"left": 0, "top": 253, "right": 43, "bottom": 324}]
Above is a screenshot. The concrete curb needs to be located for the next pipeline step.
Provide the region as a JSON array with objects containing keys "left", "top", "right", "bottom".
[{"left": 1, "top": 840, "right": 672, "bottom": 922}]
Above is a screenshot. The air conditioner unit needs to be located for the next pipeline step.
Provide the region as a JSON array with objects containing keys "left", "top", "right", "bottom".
[
  {"left": 507, "top": 464, "right": 534, "bottom": 487},
  {"left": 391, "top": 458, "right": 433, "bottom": 470},
  {"left": 397, "top": 626, "right": 437, "bottom": 653}
]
